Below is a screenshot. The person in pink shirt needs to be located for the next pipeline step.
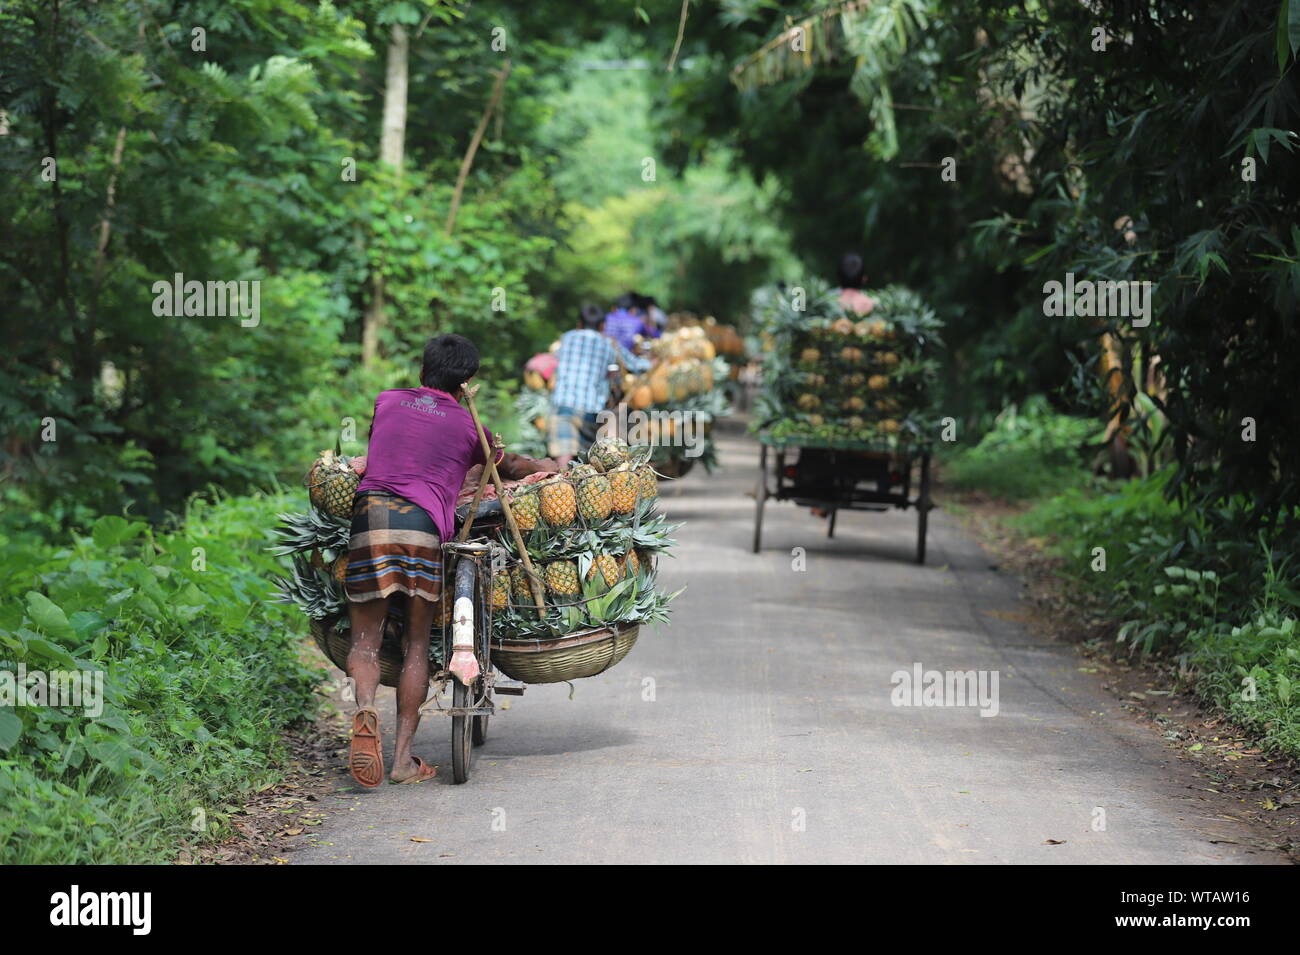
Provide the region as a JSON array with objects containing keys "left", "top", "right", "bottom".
[
  {"left": 835, "top": 252, "right": 876, "bottom": 315},
  {"left": 343, "top": 334, "right": 547, "bottom": 786}
]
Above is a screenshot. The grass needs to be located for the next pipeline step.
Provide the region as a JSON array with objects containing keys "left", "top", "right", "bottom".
[
  {"left": 1014, "top": 471, "right": 1300, "bottom": 756},
  {"left": 940, "top": 396, "right": 1099, "bottom": 502},
  {"left": 0, "top": 488, "right": 322, "bottom": 864}
]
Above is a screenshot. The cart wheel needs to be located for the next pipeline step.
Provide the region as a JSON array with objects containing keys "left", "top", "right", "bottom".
[
  {"left": 752, "top": 444, "right": 768, "bottom": 553},
  {"left": 916, "top": 453, "right": 931, "bottom": 565},
  {"left": 827, "top": 508, "right": 837, "bottom": 539},
  {"left": 451, "top": 679, "right": 472, "bottom": 783},
  {"left": 471, "top": 686, "right": 489, "bottom": 746}
]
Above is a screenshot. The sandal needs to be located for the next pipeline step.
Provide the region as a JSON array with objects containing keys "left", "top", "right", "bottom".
[
  {"left": 390, "top": 755, "right": 438, "bottom": 785},
  {"left": 349, "top": 707, "right": 384, "bottom": 788}
]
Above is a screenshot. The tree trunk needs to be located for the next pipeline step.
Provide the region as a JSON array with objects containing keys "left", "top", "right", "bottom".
[
  {"left": 362, "top": 23, "right": 409, "bottom": 369},
  {"left": 446, "top": 60, "right": 511, "bottom": 236}
]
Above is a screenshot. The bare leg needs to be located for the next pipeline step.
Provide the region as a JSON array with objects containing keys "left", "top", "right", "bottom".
[
  {"left": 390, "top": 594, "right": 435, "bottom": 781},
  {"left": 347, "top": 596, "right": 389, "bottom": 710}
]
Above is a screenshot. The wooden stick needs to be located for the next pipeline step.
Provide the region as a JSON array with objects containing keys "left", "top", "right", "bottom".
[
  {"left": 462, "top": 385, "right": 547, "bottom": 615},
  {"left": 456, "top": 461, "right": 490, "bottom": 542}
]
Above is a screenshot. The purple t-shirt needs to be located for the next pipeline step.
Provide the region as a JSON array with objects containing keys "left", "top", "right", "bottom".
[
  {"left": 603, "top": 309, "right": 652, "bottom": 351},
  {"left": 355, "top": 387, "right": 500, "bottom": 540}
]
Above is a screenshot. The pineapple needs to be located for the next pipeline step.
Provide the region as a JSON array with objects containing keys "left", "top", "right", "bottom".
[
  {"left": 490, "top": 570, "right": 510, "bottom": 609},
  {"left": 635, "top": 465, "right": 658, "bottom": 502},
  {"left": 510, "top": 563, "right": 530, "bottom": 601},
  {"left": 539, "top": 478, "right": 576, "bottom": 527},
  {"left": 796, "top": 393, "right": 820, "bottom": 411},
  {"left": 585, "top": 553, "right": 623, "bottom": 590},
  {"left": 588, "top": 436, "right": 630, "bottom": 473},
  {"left": 799, "top": 347, "right": 820, "bottom": 364},
  {"left": 307, "top": 450, "right": 360, "bottom": 520},
  {"left": 544, "top": 560, "right": 580, "bottom": 598},
  {"left": 620, "top": 550, "right": 641, "bottom": 577},
  {"left": 576, "top": 473, "right": 613, "bottom": 523},
  {"left": 650, "top": 373, "right": 670, "bottom": 404},
  {"left": 331, "top": 553, "right": 350, "bottom": 583},
  {"left": 507, "top": 485, "right": 541, "bottom": 531},
  {"left": 608, "top": 466, "right": 638, "bottom": 515},
  {"left": 868, "top": 374, "right": 889, "bottom": 391}
]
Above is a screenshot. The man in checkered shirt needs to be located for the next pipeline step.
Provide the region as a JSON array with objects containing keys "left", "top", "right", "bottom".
[{"left": 549, "top": 304, "right": 650, "bottom": 467}]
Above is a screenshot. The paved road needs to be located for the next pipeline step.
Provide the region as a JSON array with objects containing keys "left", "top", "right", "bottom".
[{"left": 294, "top": 421, "right": 1283, "bottom": 864}]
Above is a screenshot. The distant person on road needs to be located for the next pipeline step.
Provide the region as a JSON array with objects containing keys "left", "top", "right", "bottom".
[
  {"left": 835, "top": 252, "right": 876, "bottom": 316},
  {"left": 636, "top": 293, "right": 669, "bottom": 334},
  {"left": 549, "top": 303, "right": 650, "bottom": 468},
  {"left": 604, "top": 292, "right": 658, "bottom": 351}
]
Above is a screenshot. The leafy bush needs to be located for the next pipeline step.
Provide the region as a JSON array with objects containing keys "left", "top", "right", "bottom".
[
  {"left": 0, "top": 492, "right": 321, "bottom": 864},
  {"left": 942, "top": 396, "right": 1099, "bottom": 501},
  {"left": 1016, "top": 469, "right": 1300, "bottom": 754},
  {"left": 1186, "top": 611, "right": 1300, "bottom": 756}
]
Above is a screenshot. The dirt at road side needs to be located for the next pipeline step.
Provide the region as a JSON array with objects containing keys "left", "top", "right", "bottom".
[{"left": 178, "top": 663, "right": 351, "bottom": 866}]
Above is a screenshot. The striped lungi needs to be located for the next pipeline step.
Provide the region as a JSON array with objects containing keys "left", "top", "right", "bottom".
[
  {"left": 343, "top": 491, "right": 443, "bottom": 604},
  {"left": 547, "top": 405, "right": 599, "bottom": 459}
]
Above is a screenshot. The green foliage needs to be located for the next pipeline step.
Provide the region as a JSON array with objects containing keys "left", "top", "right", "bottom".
[
  {"left": 536, "top": 35, "right": 799, "bottom": 320},
  {"left": 1014, "top": 472, "right": 1300, "bottom": 754},
  {"left": 362, "top": 163, "right": 561, "bottom": 384},
  {"left": 1187, "top": 611, "right": 1300, "bottom": 756},
  {"left": 943, "top": 396, "right": 1100, "bottom": 501},
  {"left": 953, "top": 1, "right": 1300, "bottom": 522},
  {"left": 661, "top": 0, "right": 1300, "bottom": 524},
  {"left": 0, "top": 492, "right": 320, "bottom": 864}
]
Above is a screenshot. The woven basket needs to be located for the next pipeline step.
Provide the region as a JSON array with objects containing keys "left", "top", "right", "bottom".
[
  {"left": 490, "top": 623, "right": 639, "bottom": 684},
  {"left": 309, "top": 616, "right": 405, "bottom": 688}
]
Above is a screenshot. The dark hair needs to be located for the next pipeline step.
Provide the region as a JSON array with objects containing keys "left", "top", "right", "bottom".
[
  {"left": 579, "top": 303, "right": 605, "bottom": 330},
  {"left": 837, "top": 252, "right": 865, "bottom": 289},
  {"left": 421, "top": 334, "right": 480, "bottom": 391},
  {"left": 614, "top": 292, "right": 636, "bottom": 311}
]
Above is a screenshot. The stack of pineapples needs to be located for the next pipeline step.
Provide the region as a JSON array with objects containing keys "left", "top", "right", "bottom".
[
  {"left": 272, "top": 450, "right": 365, "bottom": 621},
  {"left": 492, "top": 437, "right": 681, "bottom": 639},
  {"left": 752, "top": 280, "right": 943, "bottom": 448},
  {"left": 624, "top": 328, "right": 719, "bottom": 410}
]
